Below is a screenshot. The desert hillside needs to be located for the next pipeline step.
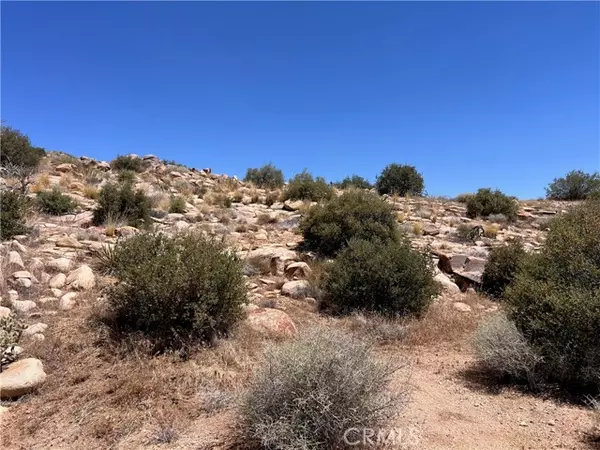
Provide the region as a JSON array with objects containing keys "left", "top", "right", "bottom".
[{"left": 0, "top": 151, "right": 597, "bottom": 450}]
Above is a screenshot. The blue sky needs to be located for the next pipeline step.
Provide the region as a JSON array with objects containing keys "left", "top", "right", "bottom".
[{"left": 2, "top": 2, "right": 598, "bottom": 199}]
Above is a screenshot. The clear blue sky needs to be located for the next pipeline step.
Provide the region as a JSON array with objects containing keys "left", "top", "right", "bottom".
[{"left": 2, "top": 2, "right": 599, "bottom": 199}]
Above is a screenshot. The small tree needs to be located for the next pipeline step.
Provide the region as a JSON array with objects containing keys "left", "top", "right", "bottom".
[
  {"left": 545, "top": 170, "right": 600, "bottom": 201},
  {"left": 336, "top": 174, "right": 373, "bottom": 190},
  {"left": 244, "top": 163, "right": 284, "bottom": 189},
  {"left": 299, "top": 190, "right": 397, "bottom": 256},
  {"left": 282, "top": 170, "right": 334, "bottom": 202},
  {"left": 466, "top": 188, "right": 518, "bottom": 220},
  {"left": 0, "top": 125, "right": 46, "bottom": 193},
  {"left": 376, "top": 164, "right": 424, "bottom": 196}
]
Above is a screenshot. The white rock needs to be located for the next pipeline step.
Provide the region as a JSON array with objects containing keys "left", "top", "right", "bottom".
[
  {"left": 284, "top": 262, "right": 312, "bottom": 279},
  {"left": 12, "top": 271, "right": 31, "bottom": 279},
  {"left": 434, "top": 273, "right": 460, "bottom": 294},
  {"left": 66, "top": 265, "right": 95, "bottom": 290},
  {"left": 281, "top": 280, "right": 312, "bottom": 299},
  {"left": 7, "top": 251, "right": 24, "bottom": 270},
  {"left": 10, "top": 300, "right": 37, "bottom": 313},
  {"left": 453, "top": 302, "right": 472, "bottom": 313},
  {"left": 50, "top": 288, "right": 63, "bottom": 298},
  {"left": 0, "top": 358, "right": 46, "bottom": 399},
  {"left": 0, "top": 306, "right": 11, "bottom": 318},
  {"left": 49, "top": 273, "right": 67, "bottom": 289},
  {"left": 245, "top": 307, "right": 297, "bottom": 337},
  {"left": 7, "top": 290, "right": 19, "bottom": 302},
  {"left": 47, "top": 257, "right": 72, "bottom": 273},
  {"left": 59, "top": 292, "right": 78, "bottom": 310},
  {"left": 22, "top": 323, "right": 48, "bottom": 338},
  {"left": 14, "top": 278, "right": 32, "bottom": 288}
]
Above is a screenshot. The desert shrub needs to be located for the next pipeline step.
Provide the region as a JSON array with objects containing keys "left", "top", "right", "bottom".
[
  {"left": 36, "top": 187, "right": 77, "bottom": 215},
  {"left": 105, "top": 232, "right": 247, "bottom": 349},
  {"left": 466, "top": 188, "right": 518, "bottom": 221},
  {"left": 455, "top": 193, "right": 473, "bottom": 203},
  {"left": 257, "top": 213, "right": 277, "bottom": 225},
  {"left": 336, "top": 174, "right": 373, "bottom": 190},
  {"left": 505, "top": 200, "right": 600, "bottom": 392},
  {"left": 299, "top": 190, "right": 397, "bottom": 256},
  {"left": 110, "top": 155, "right": 148, "bottom": 173},
  {"left": 546, "top": 170, "right": 600, "bottom": 200},
  {"left": 169, "top": 195, "right": 187, "bottom": 213},
  {"left": 321, "top": 238, "right": 439, "bottom": 317},
  {"left": 282, "top": 170, "right": 334, "bottom": 202},
  {"left": 473, "top": 313, "right": 541, "bottom": 388},
  {"left": 244, "top": 163, "right": 285, "bottom": 189},
  {"left": 481, "top": 241, "right": 526, "bottom": 298},
  {"left": 0, "top": 313, "right": 25, "bottom": 352},
  {"left": 92, "top": 182, "right": 151, "bottom": 228},
  {"left": 0, "top": 125, "right": 45, "bottom": 170},
  {"left": 242, "top": 326, "right": 402, "bottom": 450},
  {"left": 483, "top": 224, "right": 499, "bottom": 239},
  {"left": 488, "top": 213, "right": 508, "bottom": 224},
  {"left": 265, "top": 191, "right": 279, "bottom": 207},
  {"left": 0, "top": 190, "right": 30, "bottom": 240},
  {"left": 375, "top": 164, "right": 424, "bottom": 196},
  {"left": 117, "top": 169, "right": 137, "bottom": 183}
]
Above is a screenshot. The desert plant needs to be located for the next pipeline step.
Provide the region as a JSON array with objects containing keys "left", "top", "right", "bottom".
[
  {"left": 110, "top": 155, "right": 148, "bottom": 173},
  {"left": 0, "top": 190, "right": 30, "bottom": 240},
  {"left": 104, "top": 232, "right": 247, "bottom": 349},
  {"left": 244, "top": 163, "right": 285, "bottom": 189},
  {"left": 546, "top": 170, "right": 600, "bottom": 201},
  {"left": 92, "top": 182, "right": 151, "bottom": 228},
  {"left": 0, "top": 125, "right": 45, "bottom": 193},
  {"left": 242, "top": 326, "right": 403, "bottom": 450},
  {"left": 282, "top": 170, "right": 334, "bottom": 202},
  {"left": 455, "top": 193, "right": 474, "bottom": 203},
  {"left": 473, "top": 313, "right": 541, "bottom": 388},
  {"left": 0, "top": 313, "right": 25, "bottom": 353},
  {"left": 466, "top": 188, "right": 518, "bottom": 221},
  {"left": 117, "top": 169, "right": 137, "bottom": 184},
  {"left": 321, "top": 238, "right": 439, "bottom": 317},
  {"left": 36, "top": 187, "right": 77, "bottom": 215},
  {"left": 505, "top": 200, "right": 600, "bottom": 392},
  {"left": 336, "top": 174, "right": 373, "bottom": 190},
  {"left": 93, "top": 243, "right": 118, "bottom": 275},
  {"left": 375, "top": 164, "right": 424, "bottom": 196},
  {"left": 483, "top": 224, "right": 499, "bottom": 239},
  {"left": 83, "top": 185, "right": 99, "bottom": 199},
  {"left": 265, "top": 191, "right": 279, "bottom": 207},
  {"left": 481, "top": 241, "right": 526, "bottom": 299},
  {"left": 299, "top": 190, "right": 397, "bottom": 257},
  {"left": 256, "top": 213, "right": 277, "bottom": 225},
  {"left": 169, "top": 195, "right": 187, "bottom": 213}
]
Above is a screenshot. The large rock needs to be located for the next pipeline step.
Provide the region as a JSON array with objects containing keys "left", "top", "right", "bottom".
[
  {"left": 55, "top": 236, "right": 84, "bottom": 249},
  {"left": 49, "top": 273, "right": 67, "bottom": 289},
  {"left": 281, "top": 280, "right": 312, "bottom": 299},
  {"left": 10, "top": 300, "right": 37, "bottom": 314},
  {"left": 282, "top": 200, "right": 305, "bottom": 212},
  {"left": 434, "top": 273, "right": 460, "bottom": 294},
  {"left": 66, "top": 265, "right": 95, "bottom": 290},
  {"left": 245, "top": 306, "right": 297, "bottom": 337},
  {"left": 0, "top": 358, "right": 47, "bottom": 399},
  {"left": 22, "top": 323, "right": 48, "bottom": 338},
  {"left": 244, "top": 246, "right": 297, "bottom": 275},
  {"left": 0, "top": 306, "right": 11, "bottom": 318},
  {"left": 59, "top": 292, "right": 78, "bottom": 310},
  {"left": 6, "top": 251, "right": 24, "bottom": 271},
  {"left": 284, "top": 262, "right": 312, "bottom": 279},
  {"left": 56, "top": 163, "right": 75, "bottom": 173},
  {"left": 47, "top": 257, "right": 73, "bottom": 273}
]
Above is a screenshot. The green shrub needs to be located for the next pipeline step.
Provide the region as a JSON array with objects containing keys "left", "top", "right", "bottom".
[
  {"left": 242, "top": 326, "right": 402, "bottom": 450},
  {"left": 110, "top": 155, "right": 148, "bottom": 173},
  {"left": 466, "top": 188, "right": 518, "bottom": 221},
  {"left": 117, "top": 170, "right": 137, "bottom": 183},
  {"left": 0, "top": 190, "right": 30, "bottom": 240},
  {"left": 0, "top": 313, "right": 25, "bottom": 352},
  {"left": 244, "top": 163, "right": 285, "bottom": 189},
  {"left": 505, "top": 200, "right": 600, "bottom": 392},
  {"left": 299, "top": 190, "right": 397, "bottom": 256},
  {"left": 336, "top": 174, "right": 373, "bottom": 190},
  {"left": 92, "top": 182, "right": 151, "bottom": 228},
  {"left": 169, "top": 195, "right": 187, "bottom": 213},
  {"left": 36, "top": 187, "right": 77, "bottom": 215},
  {"left": 455, "top": 193, "right": 474, "bottom": 203},
  {"left": 282, "top": 170, "right": 334, "bottom": 202},
  {"left": 0, "top": 125, "right": 45, "bottom": 170},
  {"left": 375, "top": 164, "right": 424, "bottom": 196},
  {"left": 481, "top": 241, "right": 526, "bottom": 299},
  {"left": 473, "top": 313, "right": 541, "bottom": 388},
  {"left": 321, "top": 238, "right": 439, "bottom": 317},
  {"left": 105, "top": 232, "right": 247, "bottom": 349},
  {"left": 546, "top": 170, "right": 600, "bottom": 200}
]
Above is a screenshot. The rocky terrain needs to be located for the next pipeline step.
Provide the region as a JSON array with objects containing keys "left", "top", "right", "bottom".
[{"left": 0, "top": 152, "right": 595, "bottom": 450}]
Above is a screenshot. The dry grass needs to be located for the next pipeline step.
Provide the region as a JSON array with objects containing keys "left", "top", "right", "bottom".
[
  {"left": 256, "top": 213, "right": 278, "bottom": 225},
  {"left": 483, "top": 224, "right": 499, "bottom": 239},
  {"left": 82, "top": 185, "right": 99, "bottom": 199},
  {"left": 30, "top": 173, "right": 51, "bottom": 193},
  {"left": 412, "top": 222, "right": 423, "bottom": 235},
  {"left": 404, "top": 294, "right": 493, "bottom": 349},
  {"left": 2, "top": 302, "right": 267, "bottom": 450}
]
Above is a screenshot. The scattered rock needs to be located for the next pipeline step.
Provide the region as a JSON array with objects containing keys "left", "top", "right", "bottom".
[
  {"left": 0, "top": 358, "right": 47, "bottom": 399},
  {"left": 56, "top": 163, "right": 75, "bottom": 173},
  {"left": 245, "top": 307, "right": 297, "bottom": 337},
  {"left": 59, "top": 292, "right": 78, "bottom": 310},
  {"left": 282, "top": 199, "right": 305, "bottom": 212},
  {"left": 284, "top": 261, "right": 312, "bottom": 279},
  {"left": 244, "top": 246, "right": 297, "bottom": 275},
  {"left": 281, "top": 280, "right": 312, "bottom": 299},
  {"left": 434, "top": 273, "right": 460, "bottom": 294},
  {"left": 49, "top": 273, "right": 67, "bottom": 289},
  {"left": 10, "top": 300, "right": 37, "bottom": 314},
  {"left": 47, "top": 257, "right": 73, "bottom": 273},
  {"left": 66, "top": 265, "right": 95, "bottom": 290},
  {"left": 6, "top": 251, "right": 24, "bottom": 271},
  {"left": 22, "top": 323, "right": 48, "bottom": 338},
  {"left": 56, "top": 236, "right": 84, "bottom": 249},
  {"left": 0, "top": 306, "right": 11, "bottom": 318},
  {"left": 12, "top": 271, "right": 32, "bottom": 279}
]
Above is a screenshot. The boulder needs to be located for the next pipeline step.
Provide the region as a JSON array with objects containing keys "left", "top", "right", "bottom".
[
  {"left": 245, "top": 307, "right": 297, "bottom": 337},
  {"left": 0, "top": 358, "right": 47, "bottom": 399},
  {"left": 10, "top": 300, "right": 37, "bottom": 314},
  {"left": 0, "top": 306, "right": 11, "bottom": 318},
  {"left": 49, "top": 273, "right": 67, "bottom": 289},
  {"left": 12, "top": 271, "right": 31, "bottom": 279},
  {"left": 59, "top": 292, "right": 78, "bottom": 311},
  {"left": 66, "top": 265, "right": 95, "bottom": 290},
  {"left": 47, "top": 257, "right": 72, "bottom": 273},
  {"left": 434, "top": 273, "right": 460, "bottom": 294},
  {"left": 56, "top": 163, "right": 75, "bottom": 173},
  {"left": 282, "top": 200, "right": 305, "bottom": 212},
  {"left": 6, "top": 251, "right": 24, "bottom": 271},
  {"left": 55, "top": 236, "right": 84, "bottom": 249},
  {"left": 22, "top": 323, "right": 48, "bottom": 338},
  {"left": 284, "top": 261, "right": 312, "bottom": 279},
  {"left": 244, "top": 246, "right": 297, "bottom": 276},
  {"left": 281, "top": 280, "right": 312, "bottom": 299}
]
